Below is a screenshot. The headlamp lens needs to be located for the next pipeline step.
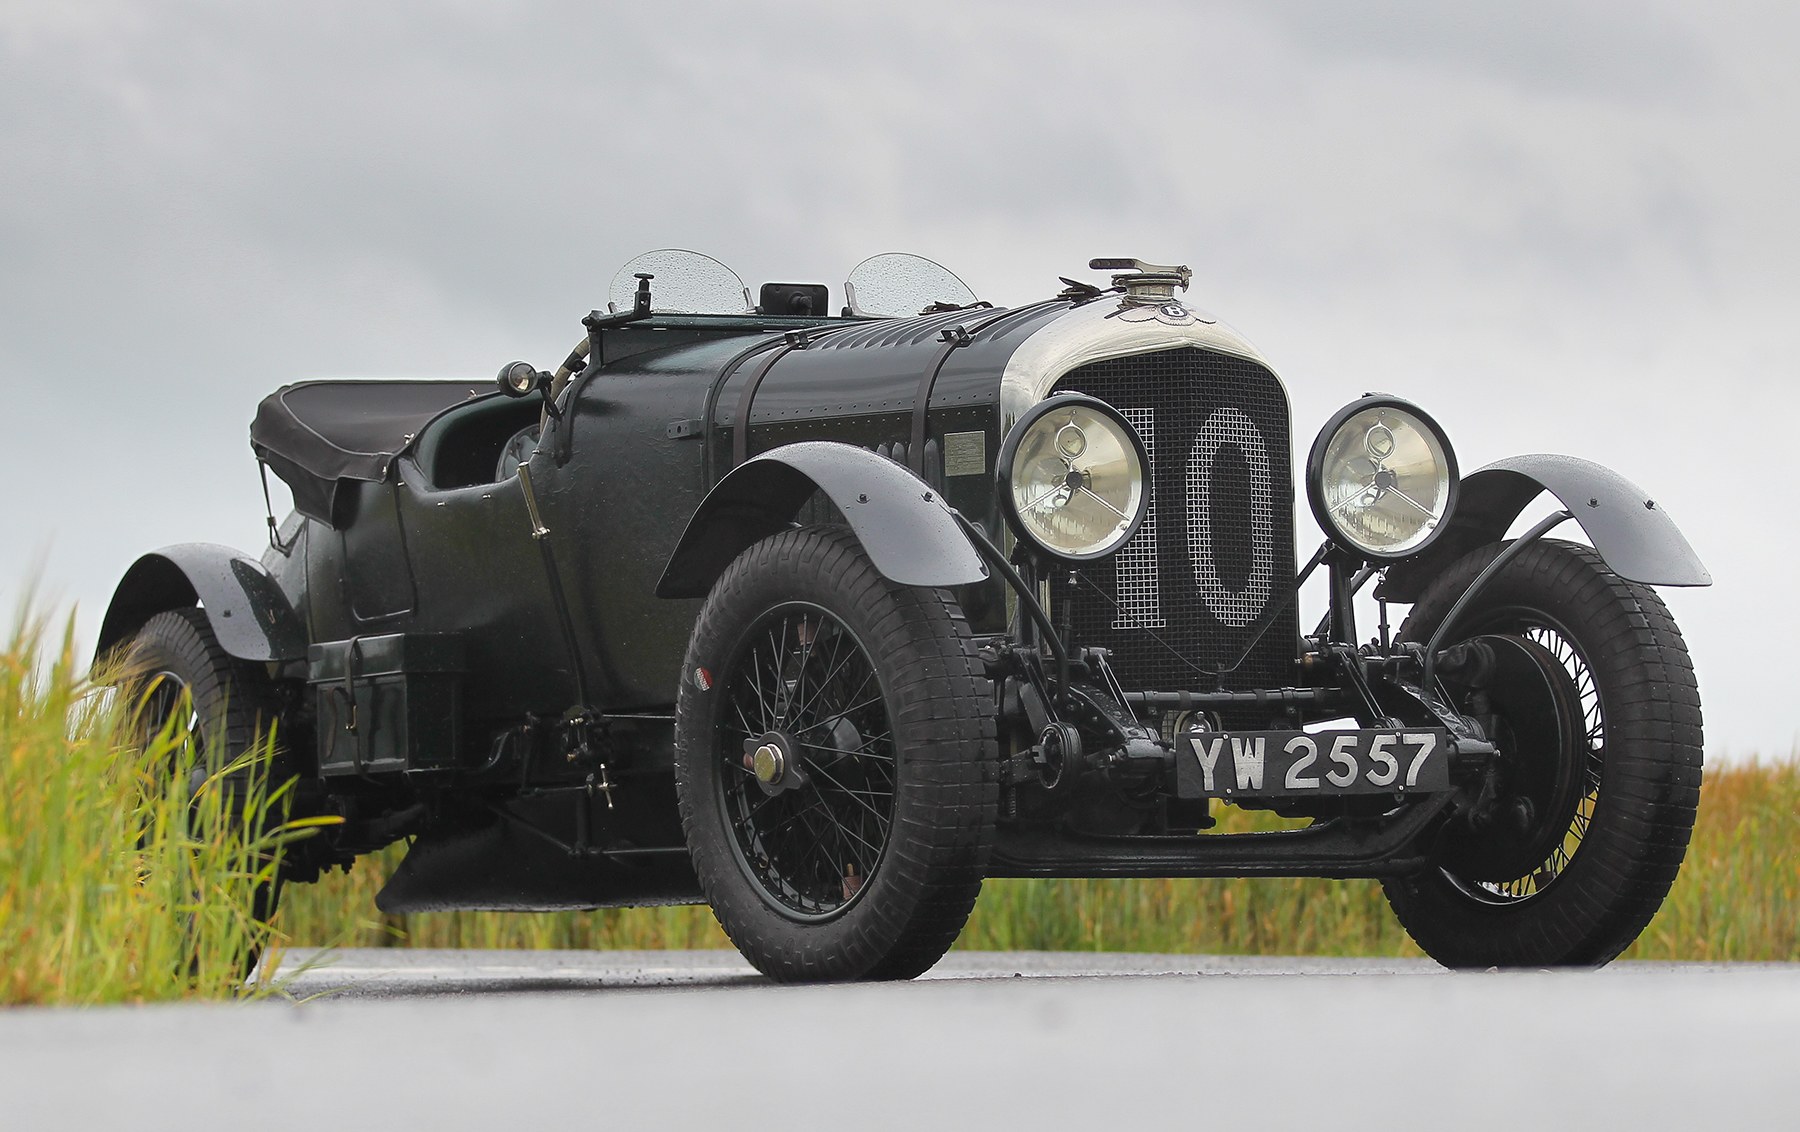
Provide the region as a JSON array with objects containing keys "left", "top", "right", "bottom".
[
  {"left": 1314, "top": 403, "right": 1454, "bottom": 557},
  {"left": 1005, "top": 398, "right": 1147, "bottom": 561}
]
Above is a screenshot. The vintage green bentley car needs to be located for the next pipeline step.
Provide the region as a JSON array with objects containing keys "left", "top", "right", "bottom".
[{"left": 101, "top": 251, "right": 1709, "bottom": 980}]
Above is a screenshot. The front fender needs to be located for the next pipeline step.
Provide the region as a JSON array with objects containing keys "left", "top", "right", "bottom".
[
  {"left": 97, "top": 544, "right": 308, "bottom": 665},
  {"left": 656, "top": 442, "right": 990, "bottom": 599},
  {"left": 1380, "top": 454, "right": 1711, "bottom": 602}
]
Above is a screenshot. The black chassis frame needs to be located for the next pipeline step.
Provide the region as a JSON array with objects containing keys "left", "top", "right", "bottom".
[{"left": 97, "top": 277, "right": 1711, "bottom": 912}]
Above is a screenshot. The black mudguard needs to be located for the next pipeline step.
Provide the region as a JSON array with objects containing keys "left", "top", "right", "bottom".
[
  {"left": 656, "top": 441, "right": 990, "bottom": 599},
  {"left": 1381, "top": 454, "right": 1711, "bottom": 602},
  {"left": 97, "top": 543, "right": 308, "bottom": 665}
]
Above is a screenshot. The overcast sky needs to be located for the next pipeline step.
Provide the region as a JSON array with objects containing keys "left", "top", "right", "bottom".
[{"left": 3, "top": 1, "right": 1795, "bottom": 758}]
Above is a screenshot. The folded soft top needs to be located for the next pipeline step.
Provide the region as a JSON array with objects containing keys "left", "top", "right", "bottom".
[{"left": 251, "top": 379, "right": 489, "bottom": 526}]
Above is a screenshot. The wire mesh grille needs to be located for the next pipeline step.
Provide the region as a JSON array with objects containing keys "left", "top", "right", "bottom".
[
  {"left": 1053, "top": 347, "right": 1297, "bottom": 695},
  {"left": 1113, "top": 407, "right": 1165, "bottom": 629}
]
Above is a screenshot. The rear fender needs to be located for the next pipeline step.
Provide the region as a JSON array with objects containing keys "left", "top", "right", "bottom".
[
  {"left": 656, "top": 441, "right": 990, "bottom": 598},
  {"left": 97, "top": 544, "right": 308, "bottom": 665},
  {"left": 1379, "top": 454, "right": 1711, "bottom": 602}
]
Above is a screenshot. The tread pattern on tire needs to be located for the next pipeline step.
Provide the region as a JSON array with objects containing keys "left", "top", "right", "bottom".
[
  {"left": 128, "top": 607, "right": 293, "bottom": 914},
  {"left": 674, "top": 526, "right": 998, "bottom": 982},
  {"left": 130, "top": 608, "right": 283, "bottom": 776},
  {"left": 1382, "top": 539, "right": 1703, "bottom": 967}
]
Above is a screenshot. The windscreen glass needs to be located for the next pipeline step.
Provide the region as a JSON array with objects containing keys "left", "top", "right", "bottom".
[
  {"left": 608, "top": 250, "right": 751, "bottom": 315},
  {"left": 845, "top": 253, "right": 977, "bottom": 318}
]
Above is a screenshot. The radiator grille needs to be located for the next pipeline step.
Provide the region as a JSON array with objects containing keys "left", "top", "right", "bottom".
[
  {"left": 1053, "top": 347, "right": 1297, "bottom": 697},
  {"left": 1113, "top": 408, "right": 1164, "bottom": 630}
]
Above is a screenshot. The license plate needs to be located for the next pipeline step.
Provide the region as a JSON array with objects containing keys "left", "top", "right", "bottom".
[{"left": 1174, "top": 729, "right": 1452, "bottom": 799}]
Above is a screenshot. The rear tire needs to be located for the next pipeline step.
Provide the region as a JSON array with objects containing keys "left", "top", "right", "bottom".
[
  {"left": 125, "top": 608, "right": 292, "bottom": 958},
  {"left": 674, "top": 526, "right": 998, "bottom": 982},
  {"left": 1382, "top": 539, "right": 1703, "bottom": 967}
]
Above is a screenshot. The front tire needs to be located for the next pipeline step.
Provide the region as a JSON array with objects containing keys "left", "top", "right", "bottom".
[
  {"left": 1382, "top": 539, "right": 1703, "bottom": 967},
  {"left": 674, "top": 526, "right": 998, "bottom": 982}
]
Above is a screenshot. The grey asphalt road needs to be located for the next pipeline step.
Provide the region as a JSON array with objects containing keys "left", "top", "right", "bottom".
[
  {"left": 3, "top": 951, "right": 1796, "bottom": 1131},
  {"left": 272, "top": 945, "right": 1455, "bottom": 997}
]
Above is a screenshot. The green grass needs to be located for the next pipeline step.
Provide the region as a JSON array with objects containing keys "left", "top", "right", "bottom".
[
  {"left": 0, "top": 605, "right": 318, "bottom": 1006},
  {"left": 279, "top": 757, "right": 1799, "bottom": 963}
]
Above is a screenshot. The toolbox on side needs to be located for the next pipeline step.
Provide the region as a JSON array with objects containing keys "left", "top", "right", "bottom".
[{"left": 307, "top": 633, "right": 465, "bottom": 776}]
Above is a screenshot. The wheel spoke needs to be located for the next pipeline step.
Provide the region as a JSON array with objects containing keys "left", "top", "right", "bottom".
[
  {"left": 809, "top": 803, "right": 866, "bottom": 883},
  {"left": 732, "top": 791, "right": 785, "bottom": 832},
  {"left": 796, "top": 804, "right": 843, "bottom": 877},
  {"left": 814, "top": 694, "right": 884, "bottom": 728},
  {"left": 1450, "top": 618, "right": 1609, "bottom": 906},
  {"left": 817, "top": 809, "right": 884, "bottom": 860},
  {"left": 728, "top": 694, "right": 760, "bottom": 743},
  {"left": 789, "top": 615, "right": 820, "bottom": 728},
  {"left": 771, "top": 617, "right": 793, "bottom": 723},
  {"left": 745, "top": 636, "right": 773, "bottom": 734},
  {"left": 759, "top": 795, "right": 830, "bottom": 839},
  {"left": 791, "top": 737, "right": 896, "bottom": 765},
  {"left": 715, "top": 602, "right": 897, "bottom": 919},
  {"left": 811, "top": 666, "right": 878, "bottom": 726},
  {"left": 786, "top": 630, "right": 859, "bottom": 725},
  {"left": 806, "top": 761, "right": 893, "bottom": 830}
]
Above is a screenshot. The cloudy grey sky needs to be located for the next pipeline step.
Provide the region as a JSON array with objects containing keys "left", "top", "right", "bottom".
[{"left": 3, "top": 1, "right": 1795, "bottom": 757}]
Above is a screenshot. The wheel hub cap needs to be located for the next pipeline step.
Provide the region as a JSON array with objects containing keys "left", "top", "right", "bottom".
[
  {"left": 743, "top": 730, "right": 807, "bottom": 795},
  {"left": 752, "top": 742, "right": 784, "bottom": 784}
]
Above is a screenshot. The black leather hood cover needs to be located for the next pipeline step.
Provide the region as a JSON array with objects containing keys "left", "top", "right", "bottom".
[{"left": 251, "top": 379, "right": 488, "bottom": 526}]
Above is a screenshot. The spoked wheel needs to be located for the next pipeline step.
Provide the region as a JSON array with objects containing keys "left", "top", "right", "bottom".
[
  {"left": 719, "top": 605, "right": 897, "bottom": 919},
  {"left": 1427, "top": 632, "right": 1590, "bottom": 898},
  {"left": 125, "top": 608, "right": 291, "bottom": 966},
  {"left": 675, "top": 526, "right": 997, "bottom": 982},
  {"left": 1383, "top": 539, "right": 1703, "bottom": 967}
]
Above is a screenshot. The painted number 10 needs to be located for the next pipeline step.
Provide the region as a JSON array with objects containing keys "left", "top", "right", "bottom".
[{"left": 1114, "top": 407, "right": 1275, "bottom": 630}]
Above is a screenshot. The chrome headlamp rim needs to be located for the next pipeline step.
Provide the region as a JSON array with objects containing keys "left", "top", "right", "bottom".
[
  {"left": 1306, "top": 395, "right": 1460, "bottom": 562},
  {"left": 997, "top": 392, "right": 1151, "bottom": 563}
]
